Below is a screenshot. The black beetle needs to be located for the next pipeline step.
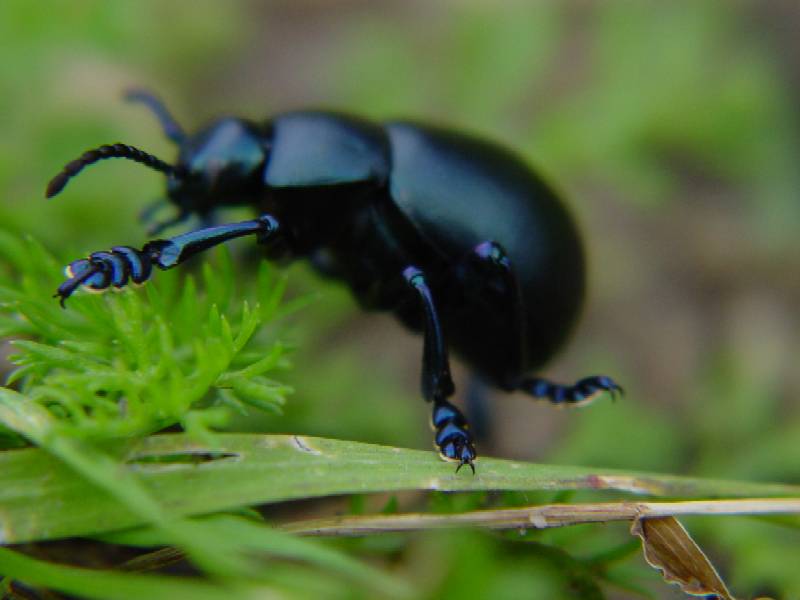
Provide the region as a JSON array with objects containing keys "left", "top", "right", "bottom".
[{"left": 46, "top": 90, "right": 622, "bottom": 473}]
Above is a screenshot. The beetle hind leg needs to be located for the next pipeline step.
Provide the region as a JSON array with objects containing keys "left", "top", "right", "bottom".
[
  {"left": 403, "top": 266, "right": 476, "bottom": 473},
  {"left": 518, "top": 375, "right": 623, "bottom": 407},
  {"left": 457, "top": 241, "right": 624, "bottom": 408}
]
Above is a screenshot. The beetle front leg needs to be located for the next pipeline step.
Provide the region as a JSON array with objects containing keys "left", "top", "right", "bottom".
[
  {"left": 55, "top": 215, "right": 280, "bottom": 306},
  {"left": 403, "top": 266, "right": 476, "bottom": 474}
]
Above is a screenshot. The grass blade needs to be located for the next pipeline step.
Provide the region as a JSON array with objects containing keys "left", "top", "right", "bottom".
[{"left": 0, "top": 431, "right": 798, "bottom": 544}]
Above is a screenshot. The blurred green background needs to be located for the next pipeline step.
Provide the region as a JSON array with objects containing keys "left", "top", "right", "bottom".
[{"left": 2, "top": 0, "right": 800, "bottom": 597}]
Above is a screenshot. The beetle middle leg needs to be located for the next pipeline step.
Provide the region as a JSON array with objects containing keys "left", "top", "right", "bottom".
[
  {"left": 55, "top": 215, "right": 280, "bottom": 306},
  {"left": 138, "top": 198, "right": 192, "bottom": 236},
  {"left": 403, "top": 266, "right": 476, "bottom": 473}
]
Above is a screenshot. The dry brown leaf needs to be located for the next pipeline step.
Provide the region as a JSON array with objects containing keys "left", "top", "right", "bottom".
[{"left": 631, "top": 516, "right": 734, "bottom": 600}]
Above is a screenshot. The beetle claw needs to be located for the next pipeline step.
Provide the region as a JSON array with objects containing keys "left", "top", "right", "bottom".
[
  {"left": 439, "top": 436, "right": 477, "bottom": 475},
  {"left": 455, "top": 454, "right": 476, "bottom": 475},
  {"left": 576, "top": 375, "right": 624, "bottom": 404}
]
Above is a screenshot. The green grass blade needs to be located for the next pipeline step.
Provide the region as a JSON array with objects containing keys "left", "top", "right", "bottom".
[
  {"left": 0, "top": 431, "right": 797, "bottom": 545},
  {"left": 0, "top": 389, "right": 260, "bottom": 577},
  {"left": 182, "top": 514, "right": 411, "bottom": 598},
  {"left": 0, "top": 547, "right": 239, "bottom": 600}
]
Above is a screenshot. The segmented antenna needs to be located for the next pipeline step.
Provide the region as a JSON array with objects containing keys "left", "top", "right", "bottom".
[{"left": 46, "top": 143, "right": 184, "bottom": 198}]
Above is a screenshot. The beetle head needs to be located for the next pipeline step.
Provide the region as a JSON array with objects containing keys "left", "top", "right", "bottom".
[
  {"left": 46, "top": 108, "right": 268, "bottom": 227},
  {"left": 167, "top": 118, "right": 268, "bottom": 215}
]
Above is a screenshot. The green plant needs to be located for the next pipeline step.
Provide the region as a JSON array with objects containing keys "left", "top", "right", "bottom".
[
  {"left": 1, "top": 232, "right": 800, "bottom": 599},
  {"left": 0, "top": 233, "right": 408, "bottom": 598}
]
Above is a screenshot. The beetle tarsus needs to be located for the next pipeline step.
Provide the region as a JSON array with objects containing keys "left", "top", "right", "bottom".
[
  {"left": 519, "top": 375, "right": 624, "bottom": 406},
  {"left": 433, "top": 399, "right": 477, "bottom": 474},
  {"left": 54, "top": 247, "right": 151, "bottom": 304}
]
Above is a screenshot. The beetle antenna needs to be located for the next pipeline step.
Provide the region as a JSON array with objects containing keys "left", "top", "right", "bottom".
[
  {"left": 46, "top": 143, "right": 185, "bottom": 198},
  {"left": 124, "top": 88, "right": 186, "bottom": 144}
]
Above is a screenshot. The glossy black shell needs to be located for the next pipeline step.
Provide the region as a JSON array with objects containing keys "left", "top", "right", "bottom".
[{"left": 260, "top": 112, "right": 585, "bottom": 389}]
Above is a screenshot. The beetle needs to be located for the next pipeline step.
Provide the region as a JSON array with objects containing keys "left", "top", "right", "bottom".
[{"left": 46, "top": 90, "right": 622, "bottom": 473}]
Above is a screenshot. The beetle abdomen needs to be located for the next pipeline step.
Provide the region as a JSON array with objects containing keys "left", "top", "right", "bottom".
[{"left": 385, "top": 122, "right": 585, "bottom": 381}]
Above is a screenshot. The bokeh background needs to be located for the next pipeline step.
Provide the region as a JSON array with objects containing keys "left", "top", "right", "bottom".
[{"left": 2, "top": 1, "right": 800, "bottom": 597}]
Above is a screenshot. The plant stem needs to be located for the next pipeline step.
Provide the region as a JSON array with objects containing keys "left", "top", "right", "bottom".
[{"left": 280, "top": 498, "right": 800, "bottom": 536}]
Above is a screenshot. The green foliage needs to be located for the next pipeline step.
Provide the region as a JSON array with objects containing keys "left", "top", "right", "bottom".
[
  {"left": 2, "top": 1, "right": 800, "bottom": 598},
  {"left": 0, "top": 233, "right": 414, "bottom": 598},
  {"left": 4, "top": 430, "right": 796, "bottom": 546},
  {"left": 0, "top": 232, "right": 291, "bottom": 444},
  {"left": 2, "top": 232, "right": 794, "bottom": 597}
]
